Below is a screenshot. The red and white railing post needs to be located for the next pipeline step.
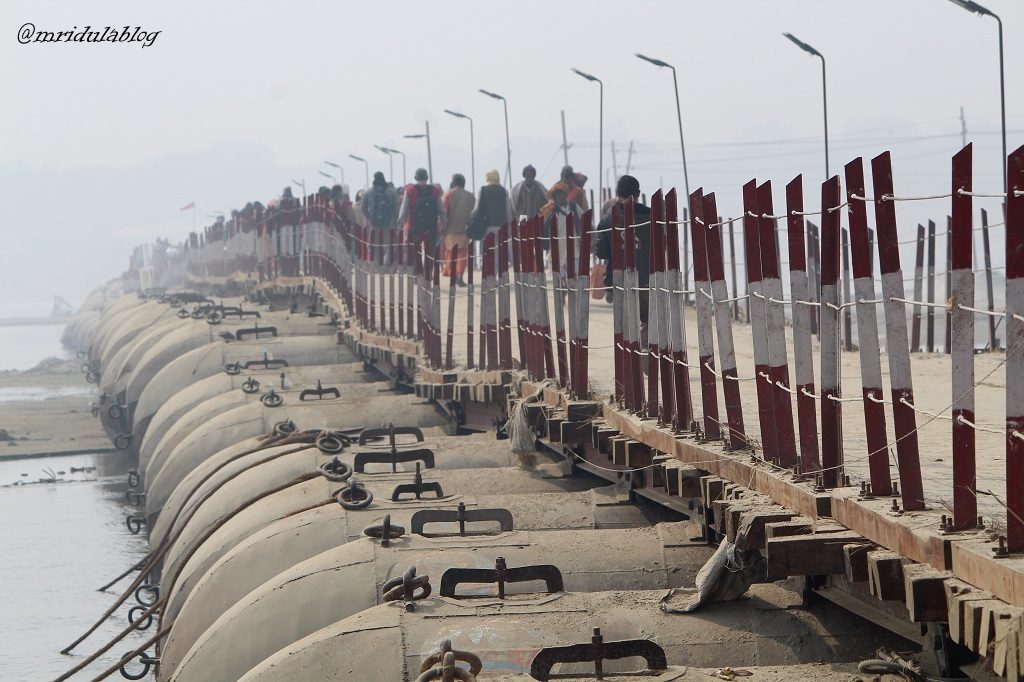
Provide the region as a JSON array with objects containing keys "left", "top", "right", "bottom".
[
  {"left": 651, "top": 191, "right": 675, "bottom": 425},
  {"left": 785, "top": 176, "right": 820, "bottom": 470},
  {"left": 819, "top": 176, "right": 844, "bottom": 488},
  {"left": 756, "top": 181, "right": 797, "bottom": 466},
  {"left": 704, "top": 192, "right": 747, "bottom": 450},
  {"left": 845, "top": 158, "right": 891, "bottom": 495},
  {"left": 577, "top": 211, "right": 593, "bottom": 399},
  {"left": 689, "top": 189, "right": 721, "bottom": 439},
  {"left": 665, "top": 191, "right": 693, "bottom": 430},
  {"left": 551, "top": 216, "right": 570, "bottom": 387},
  {"left": 498, "top": 224, "right": 513, "bottom": 369},
  {"left": 565, "top": 212, "right": 579, "bottom": 396},
  {"left": 1005, "top": 144, "right": 1024, "bottom": 551},
  {"left": 742, "top": 180, "right": 778, "bottom": 461},
  {"left": 611, "top": 204, "right": 625, "bottom": 405},
  {"left": 950, "top": 144, "right": 976, "bottom": 528},
  {"left": 871, "top": 151, "right": 925, "bottom": 511},
  {"left": 624, "top": 199, "right": 644, "bottom": 413}
]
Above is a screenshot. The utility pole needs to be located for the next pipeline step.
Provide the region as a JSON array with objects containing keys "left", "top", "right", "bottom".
[
  {"left": 625, "top": 140, "right": 634, "bottom": 176},
  {"left": 960, "top": 106, "right": 967, "bottom": 147},
  {"left": 560, "top": 110, "right": 570, "bottom": 166},
  {"left": 611, "top": 141, "right": 619, "bottom": 181}
]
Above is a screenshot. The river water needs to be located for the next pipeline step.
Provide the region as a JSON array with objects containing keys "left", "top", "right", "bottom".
[
  {"left": 0, "top": 452, "right": 149, "bottom": 680},
  {"left": 0, "top": 326, "right": 149, "bottom": 680}
]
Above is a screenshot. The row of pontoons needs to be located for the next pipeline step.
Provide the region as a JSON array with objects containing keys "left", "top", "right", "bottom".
[{"left": 59, "top": 281, "right": 917, "bottom": 681}]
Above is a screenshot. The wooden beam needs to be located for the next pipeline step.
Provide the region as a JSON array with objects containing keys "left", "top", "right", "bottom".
[
  {"left": 903, "top": 564, "right": 951, "bottom": 623},
  {"left": 867, "top": 550, "right": 905, "bottom": 601},
  {"left": 766, "top": 531, "right": 872, "bottom": 579},
  {"left": 844, "top": 543, "right": 872, "bottom": 583}
]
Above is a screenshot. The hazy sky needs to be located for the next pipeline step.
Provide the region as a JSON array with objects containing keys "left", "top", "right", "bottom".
[{"left": 1, "top": 0, "right": 1021, "bottom": 316}]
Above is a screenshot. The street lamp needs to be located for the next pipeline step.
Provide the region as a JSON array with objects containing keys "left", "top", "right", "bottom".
[
  {"left": 291, "top": 178, "right": 306, "bottom": 198},
  {"left": 783, "top": 33, "right": 829, "bottom": 180},
  {"left": 945, "top": 0, "right": 1007, "bottom": 193},
  {"left": 479, "top": 89, "right": 512, "bottom": 191},
  {"left": 348, "top": 155, "right": 369, "bottom": 190},
  {"left": 374, "top": 145, "right": 395, "bottom": 183},
  {"left": 445, "top": 109, "right": 476, "bottom": 193},
  {"left": 635, "top": 53, "right": 691, "bottom": 200},
  {"left": 404, "top": 124, "right": 434, "bottom": 184},
  {"left": 324, "top": 161, "right": 346, "bottom": 187},
  {"left": 381, "top": 147, "right": 406, "bottom": 186},
  {"left": 571, "top": 68, "right": 603, "bottom": 209},
  {"left": 318, "top": 170, "right": 336, "bottom": 185}
]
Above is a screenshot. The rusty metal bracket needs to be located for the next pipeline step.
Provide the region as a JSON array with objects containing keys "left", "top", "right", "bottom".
[
  {"left": 414, "top": 651, "right": 475, "bottom": 682},
  {"left": 529, "top": 628, "right": 667, "bottom": 680},
  {"left": 359, "top": 423, "right": 425, "bottom": 445},
  {"left": 354, "top": 448, "right": 434, "bottom": 474},
  {"left": 382, "top": 565, "right": 431, "bottom": 609},
  {"left": 220, "top": 307, "right": 261, "bottom": 319},
  {"left": 273, "top": 419, "right": 297, "bottom": 436},
  {"left": 236, "top": 324, "right": 277, "bottom": 341},
  {"left": 391, "top": 463, "right": 444, "bottom": 501},
  {"left": 242, "top": 352, "right": 289, "bottom": 370},
  {"left": 363, "top": 514, "right": 405, "bottom": 547},
  {"left": 299, "top": 380, "right": 341, "bottom": 401},
  {"left": 411, "top": 502, "right": 513, "bottom": 537},
  {"left": 125, "top": 515, "right": 145, "bottom": 534},
  {"left": 439, "top": 557, "right": 562, "bottom": 599}
]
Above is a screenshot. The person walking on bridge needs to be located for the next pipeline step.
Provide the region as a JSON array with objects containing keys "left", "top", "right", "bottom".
[
  {"left": 593, "top": 174, "right": 650, "bottom": 333},
  {"left": 397, "top": 168, "right": 446, "bottom": 248},
  {"left": 442, "top": 173, "right": 475, "bottom": 286},
  {"left": 511, "top": 164, "right": 547, "bottom": 219}
]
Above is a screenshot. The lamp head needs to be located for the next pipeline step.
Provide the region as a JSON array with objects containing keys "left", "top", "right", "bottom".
[
  {"left": 444, "top": 109, "right": 468, "bottom": 119},
  {"left": 348, "top": 154, "right": 365, "bottom": 162},
  {"left": 571, "top": 67, "right": 599, "bottom": 82},
  {"left": 479, "top": 89, "right": 504, "bottom": 101},
  {"left": 783, "top": 32, "right": 822, "bottom": 58},
  {"left": 635, "top": 53, "right": 670, "bottom": 68},
  {"left": 947, "top": 0, "right": 994, "bottom": 17}
]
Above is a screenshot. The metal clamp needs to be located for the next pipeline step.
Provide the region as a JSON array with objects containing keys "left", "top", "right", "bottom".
[
  {"left": 85, "top": 369, "right": 100, "bottom": 384},
  {"left": 176, "top": 308, "right": 190, "bottom": 319},
  {"left": 118, "top": 652, "right": 159, "bottom": 680},
  {"left": 391, "top": 463, "right": 444, "bottom": 501},
  {"left": 223, "top": 362, "right": 242, "bottom": 376},
  {"left": 336, "top": 479, "right": 373, "bottom": 510},
  {"left": 260, "top": 389, "right": 284, "bottom": 408},
  {"left": 221, "top": 307, "right": 261, "bottom": 319},
  {"left": 416, "top": 651, "right": 477, "bottom": 682},
  {"left": 439, "top": 557, "right": 562, "bottom": 599},
  {"left": 411, "top": 503, "right": 513, "bottom": 537},
  {"left": 107, "top": 404, "right": 125, "bottom": 420},
  {"left": 127, "top": 470, "right": 140, "bottom": 488},
  {"left": 354, "top": 422, "right": 432, "bottom": 473},
  {"left": 114, "top": 433, "right": 132, "bottom": 450},
  {"left": 205, "top": 311, "right": 222, "bottom": 325},
  {"left": 363, "top": 514, "right": 405, "bottom": 547},
  {"left": 235, "top": 324, "right": 277, "bottom": 341},
  {"left": 382, "top": 565, "right": 431, "bottom": 607},
  {"left": 125, "top": 489, "right": 146, "bottom": 506},
  {"left": 243, "top": 352, "right": 289, "bottom": 370},
  {"left": 241, "top": 377, "right": 261, "bottom": 394},
  {"left": 317, "top": 456, "right": 352, "bottom": 482},
  {"left": 529, "top": 629, "right": 668, "bottom": 681},
  {"left": 419, "top": 641, "right": 482, "bottom": 678},
  {"left": 299, "top": 379, "right": 341, "bottom": 401}
]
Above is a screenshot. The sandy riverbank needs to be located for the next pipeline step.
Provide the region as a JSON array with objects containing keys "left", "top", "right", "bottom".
[{"left": 0, "top": 357, "right": 111, "bottom": 460}]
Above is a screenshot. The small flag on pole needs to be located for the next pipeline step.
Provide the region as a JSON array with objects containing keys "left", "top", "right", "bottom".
[{"left": 180, "top": 201, "right": 195, "bottom": 211}]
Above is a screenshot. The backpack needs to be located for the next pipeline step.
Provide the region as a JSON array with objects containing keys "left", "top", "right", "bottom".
[
  {"left": 367, "top": 188, "right": 392, "bottom": 228},
  {"left": 409, "top": 184, "right": 438, "bottom": 241}
]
